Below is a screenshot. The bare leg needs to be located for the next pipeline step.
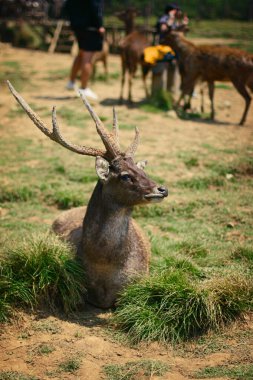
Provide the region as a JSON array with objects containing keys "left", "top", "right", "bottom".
[
  {"left": 80, "top": 50, "right": 95, "bottom": 89},
  {"left": 70, "top": 53, "right": 82, "bottom": 82}
]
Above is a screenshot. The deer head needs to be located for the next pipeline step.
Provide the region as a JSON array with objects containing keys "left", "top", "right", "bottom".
[{"left": 7, "top": 81, "right": 168, "bottom": 207}]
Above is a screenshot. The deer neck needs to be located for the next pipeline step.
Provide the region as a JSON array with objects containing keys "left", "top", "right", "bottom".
[
  {"left": 82, "top": 181, "right": 132, "bottom": 238},
  {"left": 126, "top": 19, "right": 135, "bottom": 34}
]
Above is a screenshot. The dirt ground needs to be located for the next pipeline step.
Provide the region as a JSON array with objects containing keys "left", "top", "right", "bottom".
[{"left": 0, "top": 42, "right": 253, "bottom": 380}]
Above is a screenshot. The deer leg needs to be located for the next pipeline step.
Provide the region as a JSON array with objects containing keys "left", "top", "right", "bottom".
[
  {"left": 200, "top": 84, "right": 205, "bottom": 114},
  {"left": 103, "top": 57, "right": 108, "bottom": 78},
  {"left": 128, "top": 71, "right": 133, "bottom": 103},
  {"left": 141, "top": 64, "right": 150, "bottom": 98},
  {"left": 231, "top": 80, "right": 251, "bottom": 126},
  {"left": 119, "top": 61, "right": 126, "bottom": 104},
  {"left": 208, "top": 82, "right": 215, "bottom": 120}
]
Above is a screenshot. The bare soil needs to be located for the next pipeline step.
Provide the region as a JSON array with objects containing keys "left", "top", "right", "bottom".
[{"left": 0, "top": 42, "right": 253, "bottom": 380}]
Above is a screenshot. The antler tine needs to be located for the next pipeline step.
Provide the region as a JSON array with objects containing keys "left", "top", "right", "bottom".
[
  {"left": 125, "top": 127, "right": 139, "bottom": 157},
  {"left": 7, "top": 80, "right": 106, "bottom": 158},
  {"left": 79, "top": 91, "right": 121, "bottom": 158},
  {"left": 112, "top": 107, "right": 120, "bottom": 147}
]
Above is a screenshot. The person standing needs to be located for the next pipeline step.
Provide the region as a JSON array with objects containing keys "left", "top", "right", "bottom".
[{"left": 63, "top": 0, "right": 105, "bottom": 100}]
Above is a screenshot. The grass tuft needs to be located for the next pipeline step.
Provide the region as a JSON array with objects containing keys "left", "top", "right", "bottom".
[
  {"left": 0, "top": 372, "right": 39, "bottom": 380},
  {"left": 0, "top": 234, "right": 86, "bottom": 320},
  {"left": 194, "top": 364, "right": 253, "bottom": 379},
  {"left": 113, "top": 270, "right": 252, "bottom": 343},
  {"left": 103, "top": 359, "right": 169, "bottom": 380}
]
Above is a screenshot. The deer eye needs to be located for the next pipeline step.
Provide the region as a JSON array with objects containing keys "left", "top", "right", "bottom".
[{"left": 120, "top": 174, "right": 131, "bottom": 181}]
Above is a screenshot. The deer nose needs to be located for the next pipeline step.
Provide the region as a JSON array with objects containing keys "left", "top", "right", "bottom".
[{"left": 157, "top": 186, "right": 168, "bottom": 197}]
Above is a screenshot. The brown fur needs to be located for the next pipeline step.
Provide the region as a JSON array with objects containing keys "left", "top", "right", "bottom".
[
  {"left": 91, "top": 40, "right": 109, "bottom": 80},
  {"left": 165, "top": 31, "right": 253, "bottom": 125},
  {"left": 7, "top": 80, "right": 168, "bottom": 309},
  {"left": 117, "top": 8, "right": 150, "bottom": 103},
  {"left": 52, "top": 156, "right": 168, "bottom": 309}
]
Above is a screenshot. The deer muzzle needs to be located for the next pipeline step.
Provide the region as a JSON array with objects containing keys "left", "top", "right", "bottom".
[{"left": 144, "top": 185, "right": 168, "bottom": 202}]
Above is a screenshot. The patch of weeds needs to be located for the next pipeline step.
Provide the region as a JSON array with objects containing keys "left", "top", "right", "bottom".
[
  {"left": 194, "top": 364, "right": 253, "bottom": 379},
  {"left": 59, "top": 357, "right": 81, "bottom": 373},
  {"left": 183, "top": 157, "right": 199, "bottom": 168},
  {"left": 140, "top": 90, "right": 173, "bottom": 113},
  {"left": 174, "top": 241, "right": 209, "bottom": 259},
  {"left": 45, "top": 188, "right": 84, "bottom": 209},
  {"left": 68, "top": 170, "right": 97, "bottom": 184},
  {"left": 177, "top": 176, "right": 224, "bottom": 190},
  {"left": 114, "top": 270, "right": 252, "bottom": 343},
  {"left": 0, "top": 185, "right": 36, "bottom": 203},
  {"left": 33, "top": 321, "right": 61, "bottom": 334},
  {"left": 103, "top": 360, "right": 169, "bottom": 380},
  {"left": 231, "top": 246, "right": 253, "bottom": 264},
  {"left": 1, "top": 61, "right": 21, "bottom": 70},
  {"left": 0, "top": 372, "right": 39, "bottom": 380},
  {"left": 35, "top": 344, "right": 55, "bottom": 355}
]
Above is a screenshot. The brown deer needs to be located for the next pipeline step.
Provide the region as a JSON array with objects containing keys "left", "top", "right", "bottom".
[
  {"left": 7, "top": 80, "right": 168, "bottom": 309},
  {"left": 116, "top": 8, "right": 150, "bottom": 103},
  {"left": 164, "top": 31, "right": 253, "bottom": 125},
  {"left": 91, "top": 39, "right": 109, "bottom": 80}
]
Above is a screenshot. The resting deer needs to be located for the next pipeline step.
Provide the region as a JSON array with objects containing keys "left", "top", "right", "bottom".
[
  {"left": 164, "top": 31, "right": 253, "bottom": 125},
  {"left": 7, "top": 81, "right": 168, "bottom": 309},
  {"left": 116, "top": 8, "right": 150, "bottom": 103}
]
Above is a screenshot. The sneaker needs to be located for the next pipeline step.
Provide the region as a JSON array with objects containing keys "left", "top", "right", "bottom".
[
  {"left": 78, "top": 87, "right": 98, "bottom": 100},
  {"left": 66, "top": 80, "right": 77, "bottom": 90}
]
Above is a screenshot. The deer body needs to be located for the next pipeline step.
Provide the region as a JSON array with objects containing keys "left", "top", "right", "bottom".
[
  {"left": 117, "top": 8, "right": 150, "bottom": 103},
  {"left": 8, "top": 81, "right": 168, "bottom": 309},
  {"left": 165, "top": 32, "right": 253, "bottom": 125}
]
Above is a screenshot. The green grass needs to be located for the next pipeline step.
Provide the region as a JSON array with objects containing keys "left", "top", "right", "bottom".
[
  {"left": 103, "top": 360, "right": 169, "bottom": 380},
  {"left": 194, "top": 364, "right": 253, "bottom": 379},
  {"left": 113, "top": 270, "right": 253, "bottom": 343},
  {"left": 0, "top": 234, "right": 86, "bottom": 321},
  {"left": 59, "top": 357, "right": 81, "bottom": 373},
  {"left": 140, "top": 90, "right": 173, "bottom": 113}
]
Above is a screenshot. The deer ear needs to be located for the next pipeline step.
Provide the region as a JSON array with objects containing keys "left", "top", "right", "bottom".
[
  {"left": 95, "top": 156, "right": 110, "bottom": 181},
  {"left": 136, "top": 160, "right": 148, "bottom": 170}
]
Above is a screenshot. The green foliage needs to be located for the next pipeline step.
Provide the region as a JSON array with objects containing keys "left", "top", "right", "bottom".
[
  {"left": 194, "top": 364, "right": 253, "bottom": 379},
  {"left": 0, "top": 185, "right": 35, "bottom": 203},
  {"left": 103, "top": 360, "right": 169, "bottom": 380},
  {"left": 59, "top": 358, "right": 81, "bottom": 373},
  {"left": 45, "top": 188, "right": 84, "bottom": 209},
  {"left": 114, "top": 270, "right": 253, "bottom": 343},
  {"left": 0, "top": 234, "right": 86, "bottom": 321}
]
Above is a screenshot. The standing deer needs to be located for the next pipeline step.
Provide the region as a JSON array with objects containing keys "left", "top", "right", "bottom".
[
  {"left": 164, "top": 31, "right": 253, "bottom": 125},
  {"left": 116, "top": 8, "right": 150, "bottom": 103},
  {"left": 7, "top": 81, "right": 168, "bottom": 309}
]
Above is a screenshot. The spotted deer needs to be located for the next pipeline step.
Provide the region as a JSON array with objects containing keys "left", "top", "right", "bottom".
[{"left": 7, "top": 81, "right": 168, "bottom": 309}]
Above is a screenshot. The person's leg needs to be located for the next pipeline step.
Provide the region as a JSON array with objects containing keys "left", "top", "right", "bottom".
[
  {"left": 70, "top": 52, "right": 82, "bottom": 82},
  {"left": 79, "top": 50, "right": 95, "bottom": 89}
]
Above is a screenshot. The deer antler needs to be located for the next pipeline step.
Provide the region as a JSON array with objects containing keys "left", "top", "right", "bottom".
[
  {"left": 125, "top": 127, "right": 139, "bottom": 157},
  {"left": 7, "top": 81, "right": 120, "bottom": 159},
  {"left": 79, "top": 92, "right": 121, "bottom": 159},
  {"left": 112, "top": 107, "right": 120, "bottom": 147}
]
